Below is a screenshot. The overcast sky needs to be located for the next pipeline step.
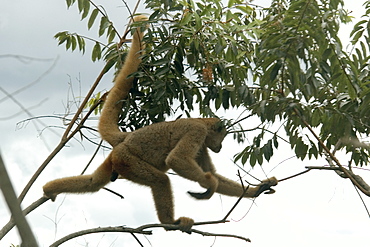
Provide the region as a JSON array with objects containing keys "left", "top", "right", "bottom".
[{"left": 1, "top": 0, "right": 370, "bottom": 246}]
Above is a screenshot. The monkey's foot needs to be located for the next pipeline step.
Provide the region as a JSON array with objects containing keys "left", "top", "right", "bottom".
[{"left": 173, "top": 217, "right": 194, "bottom": 233}]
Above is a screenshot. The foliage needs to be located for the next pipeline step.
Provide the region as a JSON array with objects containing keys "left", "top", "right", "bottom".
[{"left": 55, "top": 0, "right": 370, "bottom": 169}]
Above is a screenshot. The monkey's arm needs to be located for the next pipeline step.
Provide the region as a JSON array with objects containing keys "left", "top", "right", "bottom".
[
  {"left": 214, "top": 174, "right": 277, "bottom": 197},
  {"left": 189, "top": 174, "right": 277, "bottom": 199},
  {"left": 189, "top": 148, "right": 277, "bottom": 199}
]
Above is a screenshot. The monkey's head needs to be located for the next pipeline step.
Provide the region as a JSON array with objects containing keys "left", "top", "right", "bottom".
[{"left": 204, "top": 119, "right": 227, "bottom": 153}]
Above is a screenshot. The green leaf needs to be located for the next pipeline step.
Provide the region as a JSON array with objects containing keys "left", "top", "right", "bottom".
[
  {"left": 66, "top": 0, "right": 75, "bottom": 8},
  {"left": 92, "top": 42, "right": 101, "bottom": 62},
  {"left": 81, "top": 0, "right": 90, "bottom": 20},
  {"left": 108, "top": 28, "right": 116, "bottom": 43},
  {"left": 180, "top": 11, "right": 193, "bottom": 25},
  {"left": 222, "top": 89, "right": 230, "bottom": 109},
  {"left": 262, "top": 140, "right": 273, "bottom": 161},
  {"left": 99, "top": 16, "right": 110, "bottom": 37},
  {"left": 76, "top": 35, "right": 86, "bottom": 53},
  {"left": 71, "top": 36, "right": 77, "bottom": 51},
  {"left": 77, "top": 0, "right": 84, "bottom": 13},
  {"left": 88, "top": 8, "right": 99, "bottom": 30},
  {"left": 273, "top": 135, "right": 279, "bottom": 148}
]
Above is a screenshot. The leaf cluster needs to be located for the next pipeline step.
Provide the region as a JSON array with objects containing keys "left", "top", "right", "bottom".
[
  {"left": 57, "top": 0, "right": 370, "bottom": 167},
  {"left": 235, "top": 0, "right": 370, "bottom": 167}
]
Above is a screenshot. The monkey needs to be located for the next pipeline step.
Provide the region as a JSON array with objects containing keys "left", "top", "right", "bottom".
[{"left": 43, "top": 15, "right": 278, "bottom": 233}]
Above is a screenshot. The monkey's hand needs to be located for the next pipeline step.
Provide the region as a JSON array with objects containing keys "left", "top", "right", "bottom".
[
  {"left": 173, "top": 217, "right": 194, "bottom": 233},
  {"left": 187, "top": 172, "right": 219, "bottom": 200},
  {"left": 253, "top": 177, "right": 278, "bottom": 197}
]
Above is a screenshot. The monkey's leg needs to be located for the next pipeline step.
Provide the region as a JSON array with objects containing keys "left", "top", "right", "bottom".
[
  {"left": 43, "top": 155, "right": 113, "bottom": 201},
  {"left": 111, "top": 152, "right": 194, "bottom": 232}
]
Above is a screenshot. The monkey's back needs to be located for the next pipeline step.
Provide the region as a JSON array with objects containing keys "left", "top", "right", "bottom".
[{"left": 115, "top": 118, "right": 208, "bottom": 169}]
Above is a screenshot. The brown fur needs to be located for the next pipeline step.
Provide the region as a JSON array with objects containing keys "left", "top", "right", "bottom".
[{"left": 43, "top": 15, "right": 278, "bottom": 232}]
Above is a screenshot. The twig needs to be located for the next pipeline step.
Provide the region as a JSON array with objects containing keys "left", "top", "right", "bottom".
[
  {"left": 222, "top": 171, "right": 250, "bottom": 221},
  {"left": 305, "top": 166, "right": 341, "bottom": 171},
  {"left": 353, "top": 183, "right": 370, "bottom": 218},
  {"left": 80, "top": 140, "right": 103, "bottom": 175},
  {"left": 103, "top": 187, "right": 124, "bottom": 199},
  {"left": 278, "top": 169, "right": 311, "bottom": 182},
  {"left": 191, "top": 229, "right": 251, "bottom": 242},
  {"left": 278, "top": 165, "right": 343, "bottom": 183},
  {"left": 130, "top": 232, "right": 144, "bottom": 247}
]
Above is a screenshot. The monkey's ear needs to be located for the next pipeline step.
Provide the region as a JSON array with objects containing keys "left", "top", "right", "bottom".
[{"left": 213, "top": 120, "right": 225, "bottom": 132}]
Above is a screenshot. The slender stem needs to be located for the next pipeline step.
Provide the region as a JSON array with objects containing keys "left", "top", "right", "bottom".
[{"left": 296, "top": 111, "right": 370, "bottom": 196}]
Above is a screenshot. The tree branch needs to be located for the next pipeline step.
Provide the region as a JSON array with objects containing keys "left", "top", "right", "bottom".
[
  {"left": 48, "top": 175, "right": 254, "bottom": 246},
  {"left": 294, "top": 109, "right": 370, "bottom": 197},
  {"left": 0, "top": 153, "right": 38, "bottom": 246},
  {"left": 0, "top": 196, "right": 49, "bottom": 240},
  {"left": 50, "top": 220, "right": 251, "bottom": 247}
]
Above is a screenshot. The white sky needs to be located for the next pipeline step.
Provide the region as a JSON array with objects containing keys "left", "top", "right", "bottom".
[{"left": 1, "top": 0, "right": 370, "bottom": 246}]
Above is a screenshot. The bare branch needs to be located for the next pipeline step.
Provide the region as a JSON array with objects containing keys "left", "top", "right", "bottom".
[
  {"left": 294, "top": 110, "right": 370, "bottom": 197},
  {"left": 50, "top": 220, "right": 251, "bottom": 247},
  {"left": 278, "top": 169, "right": 311, "bottom": 182},
  {"left": 0, "top": 153, "right": 38, "bottom": 246},
  {"left": 49, "top": 226, "right": 152, "bottom": 247},
  {"left": 0, "top": 197, "right": 49, "bottom": 239}
]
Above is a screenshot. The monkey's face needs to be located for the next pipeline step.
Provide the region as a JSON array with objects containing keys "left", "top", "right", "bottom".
[{"left": 205, "top": 126, "right": 227, "bottom": 153}]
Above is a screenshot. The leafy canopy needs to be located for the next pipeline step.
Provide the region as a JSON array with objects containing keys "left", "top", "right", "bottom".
[{"left": 56, "top": 0, "right": 370, "bottom": 169}]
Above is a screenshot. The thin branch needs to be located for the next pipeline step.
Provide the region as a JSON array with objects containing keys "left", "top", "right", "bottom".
[
  {"left": 80, "top": 140, "right": 103, "bottom": 175},
  {"left": 102, "top": 187, "right": 124, "bottom": 199},
  {"left": 0, "top": 54, "right": 54, "bottom": 63},
  {"left": 227, "top": 113, "right": 253, "bottom": 128},
  {"left": 353, "top": 183, "right": 370, "bottom": 218},
  {"left": 49, "top": 226, "right": 152, "bottom": 247},
  {"left": 50, "top": 220, "right": 251, "bottom": 247},
  {"left": 191, "top": 229, "right": 251, "bottom": 242},
  {"left": 278, "top": 169, "right": 311, "bottom": 182},
  {"left": 0, "top": 98, "right": 49, "bottom": 121},
  {"left": 222, "top": 171, "right": 250, "bottom": 221},
  {"left": 294, "top": 109, "right": 370, "bottom": 197},
  {"left": 130, "top": 232, "right": 144, "bottom": 247},
  {"left": 0, "top": 153, "right": 38, "bottom": 246},
  {"left": 0, "top": 197, "right": 49, "bottom": 239}
]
